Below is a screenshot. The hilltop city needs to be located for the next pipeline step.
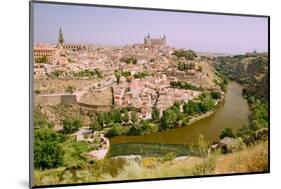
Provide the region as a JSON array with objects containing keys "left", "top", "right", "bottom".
[{"left": 34, "top": 28, "right": 223, "bottom": 121}]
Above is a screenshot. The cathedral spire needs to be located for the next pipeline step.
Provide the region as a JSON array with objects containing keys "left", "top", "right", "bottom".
[{"left": 58, "top": 27, "right": 64, "bottom": 45}]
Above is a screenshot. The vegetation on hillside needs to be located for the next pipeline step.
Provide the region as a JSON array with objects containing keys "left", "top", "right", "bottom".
[
  {"left": 120, "top": 56, "right": 137, "bottom": 64},
  {"left": 177, "top": 62, "right": 195, "bottom": 71},
  {"left": 214, "top": 53, "right": 268, "bottom": 100},
  {"left": 35, "top": 56, "right": 48, "bottom": 64},
  {"left": 172, "top": 49, "right": 197, "bottom": 60},
  {"left": 50, "top": 69, "right": 102, "bottom": 78},
  {"left": 170, "top": 80, "right": 203, "bottom": 91}
]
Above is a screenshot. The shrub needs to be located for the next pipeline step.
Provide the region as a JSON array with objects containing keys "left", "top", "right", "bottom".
[
  {"left": 141, "top": 157, "right": 159, "bottom": 169},
  {"left": 65, "top": 85, "right": 76, "bottom": 93},
  {"left": 131, "top": 111, "right": 138, "bottom": 123},
  {"left": 162, "top": 152, "right": 176, "bottom": 162},
  {"left": 34, "top": 111, "right": 54, "bottom": 129},
  {"left": 151, "top": 108, "right": 160, "bottom": 121},
  {"left": 105, "top": 123, "right": 128, "bottom": 138},
  {"left": 233, "top": 137, "right": 246, "bottom": 152},
  {"left": 172, "top": 49, "right": 197, "bottom": 60},
  {"left": 211, "top": 91, "right": 221, "bottom": 99},
  {"left": 63, "top": 118, "right": 83, "bottom": 134},
  {"left": 219, "top": 128, "right": 235, "bottom": 139},
  {"left": 170, "top": 81, "right": 202, "bottom": 91},
  {"left": 90, "top": 121, "right": 102, "bottom": 132},
  {"left": 122, "top": 111, "right": 129, "bottom": 123}
]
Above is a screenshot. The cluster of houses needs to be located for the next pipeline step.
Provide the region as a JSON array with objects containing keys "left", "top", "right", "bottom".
[{"left": 113, "top": 74, "right": 201, "bottom": 119}]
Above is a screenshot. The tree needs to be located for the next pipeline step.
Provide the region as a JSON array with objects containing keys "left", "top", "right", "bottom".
[
  {"left": 96, "top": 112, "right": 105, "bottom": 127},
  {"left": 160, "top": 115, "right": 169, "bottom": 130},
  {"left": 183, "top": 102, "right": 189, "bottom": 114},
  {"left": 219, "top": 128, "right": 235, "bottom": 139},
  {"left": 105, "top": 123, "right": 127, "bottom": 137},
  {"left": 211, "top": 91, "right": 221, "bottom": 99},
  {"left": 123, "top": 110, "right": 129, "bottom": 123},
  {"left": 151, "top": 108, "right": 160, "bottom": 121},
  {"left": 131, "top": 111, "right": 138, "bottom": 124},
  {"left": 95, "top": 69, "right": 102, "bottom": 78},
  {"left": 63, "top": 118, "right": 83, "bottom": 134},
  {"left": 199, "top": 99, "right": 214, "bottom": 113},
  {"left": 160, "top": 109, "right": 177, "bottom": 130},
  {"left": 34, "top": 128, "right": 64, "bottom": 169},
  {"left": 113, "top": 109, "right": 122, "bottom": 123},
  {"left": 90, "top": 121, "right": 102, "bottom": 132},
  {"left": 114, "top": 72, "right": 121, "bottom": 84}
]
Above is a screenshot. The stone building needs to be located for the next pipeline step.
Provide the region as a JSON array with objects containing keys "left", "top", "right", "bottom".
[
  {"left": 33, "top": 44, "right": 56, "bottom": 63},
  {"left": 144, "top": 34, "right": 166, "bottom": 46}
]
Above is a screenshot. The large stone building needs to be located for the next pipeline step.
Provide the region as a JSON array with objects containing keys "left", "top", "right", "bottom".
[
  {"left": 57, "top": 27, "right": 90, "bottom": 51},
  {"left": 144, "top": 34, "right": 166, "bottom": 46},
  {"left": 33, "top": 43, "right": 56, "bottom": 63}
]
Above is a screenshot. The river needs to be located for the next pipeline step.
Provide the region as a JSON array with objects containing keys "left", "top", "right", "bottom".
[{"left": 110, "top": 82, "right": 250, "bottom": 145}]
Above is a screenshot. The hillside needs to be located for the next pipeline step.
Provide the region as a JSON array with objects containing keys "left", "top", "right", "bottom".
[
  {"left": 33, "top": 140, "right": 268, "bottom": 186},
  {"left": 214, "top": 53, "right": 268, "bottom": 100}
]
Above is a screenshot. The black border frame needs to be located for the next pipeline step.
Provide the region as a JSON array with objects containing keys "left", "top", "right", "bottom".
[{"left": 29, "top": 0, "right": 270, "bottom": 188}]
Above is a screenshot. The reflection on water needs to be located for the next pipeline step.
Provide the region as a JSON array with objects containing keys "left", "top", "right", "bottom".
[{"left": 110, "top": 82, "right": 250, "bottom": 145}]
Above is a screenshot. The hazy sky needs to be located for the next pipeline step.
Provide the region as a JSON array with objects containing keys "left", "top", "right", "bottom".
[{"left": 33, "top": 2, "right": 268, "bottom": 54}]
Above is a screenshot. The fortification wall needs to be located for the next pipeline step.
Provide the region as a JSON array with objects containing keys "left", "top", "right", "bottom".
[{"left": 35, "top": 94, "right": 77, "bottom": 105}]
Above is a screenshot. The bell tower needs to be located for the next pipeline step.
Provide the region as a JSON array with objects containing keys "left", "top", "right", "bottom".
[{"left": 58, "top": 27, "right": 65, "bottom": 46}]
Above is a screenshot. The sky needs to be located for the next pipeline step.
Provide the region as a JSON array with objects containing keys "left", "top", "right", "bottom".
[{"left": 33, "top": 2, "right": 268, "bottom": 54}]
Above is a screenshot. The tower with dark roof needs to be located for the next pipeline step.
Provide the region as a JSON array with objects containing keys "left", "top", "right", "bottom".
[{"left": 58, "top": 27, "right": 65, "bottom": 46}]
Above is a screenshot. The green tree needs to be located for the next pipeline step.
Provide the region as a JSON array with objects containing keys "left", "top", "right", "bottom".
[
  {"left": 211, "top": 91, "right": 221, "bottom": 99},
  {"left": 131, "top": 111, "right": 138, "bottom": 124},
  {"left": 63, "top": 118, "right": 83, "bottom": 134},
  {"left": 183, "top": 102, "right": 189, "bottom": 114},
  {"left": 90, "top": 121, "right": 102, "bottom": 132},
  {"left": 160, "top": 109, "right": 177, "bottom": 130},
  {"left": 114, "top": 71, "right": 121, "bottom": 84},
  {"left": 34, "top": 128, "right": 64, "bottom": 169},
  {"left": 152, "top": 107, "right": 160, "bottom": 121},
  {"left": 96, "top": 112, "right": 105, "bottom": 127},
  {"left": 123, "top": 110, "right": 129, "bottom": 123},
  {"left": 219, "top": 128, "right": 235, "bottom": 139},
  {"left": 113, "top": 109, "right": 122, "bottom": 123},
  {"left": 105, "top": 123, "right": 127, "bottom": 137}
]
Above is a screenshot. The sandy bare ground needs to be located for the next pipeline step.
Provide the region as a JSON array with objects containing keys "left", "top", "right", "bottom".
[
  {"left": 88, "top": 149, "right": 108, "bottom": 160},
  {"left": 88, "top": 134, "right": 110, "bottom": 160}
]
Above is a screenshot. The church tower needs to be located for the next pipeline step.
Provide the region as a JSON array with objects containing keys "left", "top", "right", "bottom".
[{"left": 58, "top": 27, "right": 65, "bottom": 46}]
